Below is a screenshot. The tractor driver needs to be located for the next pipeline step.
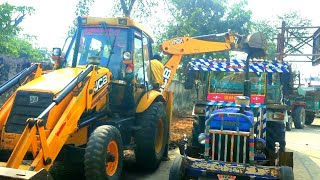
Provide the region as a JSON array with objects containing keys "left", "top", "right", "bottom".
[{"left": 149, "top": 53, "right": 164, "bottom": 90}]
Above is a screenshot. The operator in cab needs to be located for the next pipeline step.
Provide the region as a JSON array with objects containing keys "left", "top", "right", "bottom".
[{"left": 150, "top": 53, "right": 164, "bottom": 90}]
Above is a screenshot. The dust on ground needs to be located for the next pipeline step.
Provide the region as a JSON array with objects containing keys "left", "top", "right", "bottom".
[{"left": 169, "top": 116, "right": 194, "bottom": 149}]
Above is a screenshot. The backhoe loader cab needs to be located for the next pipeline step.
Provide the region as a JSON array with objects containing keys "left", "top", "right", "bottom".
[
  {"left": 0, "top": 16, "right": 172, "bottom": 180},
  {"left": 61, "top": 16, "right": 157, "bottom": 112}
]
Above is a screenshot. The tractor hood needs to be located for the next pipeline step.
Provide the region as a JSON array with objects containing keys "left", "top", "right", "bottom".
[{"left": 19, "top": 67, "right": 86, "bottom": 94}]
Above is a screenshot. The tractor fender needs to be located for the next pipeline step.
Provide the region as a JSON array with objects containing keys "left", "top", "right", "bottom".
[
  {"left": 136, "top": 90, "right": 165, "bottom": 113},
  {"left": 291, "top": 101, "right": 306, "bottom": 112}
]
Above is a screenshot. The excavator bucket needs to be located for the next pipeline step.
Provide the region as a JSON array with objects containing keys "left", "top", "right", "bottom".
[
  {"left": 238, "top": 32, "right": 268, "bottom": 58},
  {"left": 0, "top": 167, "right": 53, "bottom": 180}
]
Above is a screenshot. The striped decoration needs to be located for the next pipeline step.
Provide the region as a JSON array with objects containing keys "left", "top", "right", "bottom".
[
  {"left": 205, "top": 105, "right": 210, "bottom": 121},
  {"left": 189, "top": 58, "right": 290, "bottom": 73},
  {"left": 262, "top": 109, "right": 267, "bottom": 139},
  {"left": 206, "top": 101, "right": 266, "bottom": 109},
  {"left": 249, "top": 128, "right": 255, "bottom": 165},
  {"left": 256, "top": 110, "right": 261, "bottom": 138},
  {"left": 204, "top": 134, "right": 210, "bottom": 161}
]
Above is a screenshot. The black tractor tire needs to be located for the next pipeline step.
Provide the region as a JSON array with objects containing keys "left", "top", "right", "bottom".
[
  {"left": 191, "top": 120, "right": 201, "bottom": 148},
  {"left": 84, "top": 125, "right": 123, "bottom": 180},
  {"left": 293, "top": 106, "right": 305, "bottom": 129},
  {"left": 135, "top": 102, "right": 169, "bottom": 169},
  {"left": 169, "top": 155, "right": 187, "bottom": 180},
  {"left": 305, "top": 114, "right": 315, "bottom": 125},
  {"left": 285, "top": 117, "right": 292, "bottom": 131},
  {"left": 266, "top": 121, "right": 286, "bottom": 152},
  {"left": 279, "top": 166, "right": 294, "bottom": 180}
]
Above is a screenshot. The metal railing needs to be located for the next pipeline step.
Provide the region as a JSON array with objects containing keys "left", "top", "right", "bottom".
[{"left": 204, "top": 112, "right": 254, "bottom": 165}]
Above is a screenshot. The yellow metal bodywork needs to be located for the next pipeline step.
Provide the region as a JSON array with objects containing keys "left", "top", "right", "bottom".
[
  {"left": 165, "top": 91, "right": 173, "bottom": 141},
  {"left": 0, "top": 65, "right": 111, "bottom": 173},
  {"left": 136, "top": 32, "right": 241, "bottom": 112},
  {"left": 136, "top": 90, "right": 164, "bottom": 113},
  {"left": 82, "top": 17, "right": 154, "bottom": 42},
  {"left": 161, "top": 36, "right": 233, "bottom": 55},
  {"left": 19, "top": 68, "right": 84, "bottom": 94},
  {"left": 0, "top": 64, "right": 43, "bottom": 147}
]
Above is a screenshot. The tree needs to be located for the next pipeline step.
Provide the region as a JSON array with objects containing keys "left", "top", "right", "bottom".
[
  {"left": 0, "top": 3, "right": 44, "bottom": 60},
  {"left": 160, "top": 0, "right": 253, "bottom": 80},
  {"left": 251, "top": 11, "right": 312, "bottom": 60}
]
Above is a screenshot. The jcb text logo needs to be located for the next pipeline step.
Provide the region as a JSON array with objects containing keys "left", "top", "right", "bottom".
[
  {"left": 171, "top": 38, "right": 184, "bottom": 45},
  {"left": 94, "top": 75, "right": 108, "bottom": 93},
  {"left": 160, "top": 67, "right": 171, "bottom": 93}
]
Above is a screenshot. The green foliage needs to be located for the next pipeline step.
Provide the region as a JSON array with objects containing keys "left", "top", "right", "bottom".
[
  {"left": 112, "top": 0, "right": 159, "bottom": 18},
  {"left": 278, "top": 11, "right": 312, "bottom": 55},
  {"left": 250, "top": 11, "right": 312, "bottom": 60},
  {"left": 0, "top": 3, "right": 44, "bottom": 61},
  {"left": 75, "top": 0, "right": 95, "bottom": 16},
  {"left": 68, "top": 0, "right": 96, "bottom": 36},
  {"left": 160, "top": 0, "right": 253, "bottom": 80}
]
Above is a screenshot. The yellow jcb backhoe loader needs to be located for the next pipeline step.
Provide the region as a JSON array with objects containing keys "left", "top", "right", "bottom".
[{"left": 0, "top": 16, "right": 266, "bottom": 179}]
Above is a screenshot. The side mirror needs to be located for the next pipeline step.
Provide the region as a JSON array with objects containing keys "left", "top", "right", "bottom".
[{"left": 52, "top": 48, "right": 62, "bottom": 57}]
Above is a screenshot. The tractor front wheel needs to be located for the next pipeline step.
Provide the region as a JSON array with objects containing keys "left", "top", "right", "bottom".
[
  {"left": 84, "top": 125, "right": 123, "bottom": 180},
  {"left": 169, "top": 155, "right": 187, "bottom": 180},
  {"left": 285, "top": 116, "right": 292, "bottom": 131},
  {"left": 305, "top": 113, "right": 315, "bottom": 125},
  {"left": 135, "top": 102, "right": 169, "bottom": 169},
  {"left": 279, "top": 166, "right": 294, "bottom": 180},
  {"left": 266, "top": 121, "right": 286, "bottom": 152},
  {"left": 293, "top": 106, "right": 305, "bottom": 129}
]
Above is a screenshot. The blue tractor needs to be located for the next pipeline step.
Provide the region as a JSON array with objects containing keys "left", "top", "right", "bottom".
[{"left": 170, "top": 58, "right": 294, "bottom": 180}]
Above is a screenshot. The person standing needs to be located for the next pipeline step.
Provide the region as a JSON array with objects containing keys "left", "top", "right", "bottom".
[{"left": 150, "top": 53, "right": 165, "bottom": 89}]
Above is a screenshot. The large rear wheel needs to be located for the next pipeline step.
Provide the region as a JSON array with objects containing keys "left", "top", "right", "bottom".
[
  {"left": 305, "top": 113, "right": 315, "bottom": 125},
  {"left": 135, "top": 102, "right": 169, "bottom": 169},
  {"left": 293, "top": 106, "right": 305, "bottom": 129},
  {"left": 84, "top": 125, "right": 123, "bottom": 180}
]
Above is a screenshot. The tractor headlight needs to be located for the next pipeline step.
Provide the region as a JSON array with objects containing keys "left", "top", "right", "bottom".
[
  {"left": 123, "top": 51, "right": 131, "bottom": 60},
  {"left": 198, "top": 133, "right": 206, "bottom": 144},
  {"left": 255, "top": 138, "right": 266, "bottom": 151}
]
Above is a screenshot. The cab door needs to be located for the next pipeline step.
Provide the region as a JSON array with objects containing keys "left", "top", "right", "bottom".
[{"left": 133, "top": 32, "right": 152, "bottom": 104}]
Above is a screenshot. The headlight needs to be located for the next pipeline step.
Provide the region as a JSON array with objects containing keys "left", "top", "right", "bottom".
[
  {"left": 198, "top": 133, "right": 206, "bottom": 144},
  {"left": 123, "top": 51, "right": 131, "bottom": 60},
  {"left": 255, "top": 138, "right": 266, "bottom": 151}
]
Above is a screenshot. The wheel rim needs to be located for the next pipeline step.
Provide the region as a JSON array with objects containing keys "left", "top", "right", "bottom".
[
  {"left": 155, "top": 119, "right": 164, "bottom": 154},
  {"left": 300, "top": 110, "right": 305, "bottom": 125},
  {"left": 106, "top": 140, "right": 119, "bottom": 176}
]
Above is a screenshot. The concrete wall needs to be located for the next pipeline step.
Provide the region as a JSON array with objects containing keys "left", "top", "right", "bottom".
[{"left": 168, "top": 80, "right": 197, "bottom": 116}]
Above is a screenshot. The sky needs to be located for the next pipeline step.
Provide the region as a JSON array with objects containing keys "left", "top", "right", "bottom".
[{"left": 3, "top": 0, "right": 320, "bottom": 79}]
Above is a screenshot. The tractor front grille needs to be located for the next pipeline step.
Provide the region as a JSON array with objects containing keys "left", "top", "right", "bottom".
[
  {"left": 205, "top": 130, "right": 254, "bottom": 164},
  {"left": 5, "top": 91, "right": 53, "bottom": 133}
]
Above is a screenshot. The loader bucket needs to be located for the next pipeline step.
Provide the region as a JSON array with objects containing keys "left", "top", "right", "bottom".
[
  {"left": 239, "top": 32, "right": 267, "bottom": 58},
  {"left": 0, "top": 167, "right": 53, "bottom": 180}
]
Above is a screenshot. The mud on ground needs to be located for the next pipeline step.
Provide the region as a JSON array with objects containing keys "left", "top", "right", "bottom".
[{"left": 169, "top": 116, "right": 194, "bottom": 149}]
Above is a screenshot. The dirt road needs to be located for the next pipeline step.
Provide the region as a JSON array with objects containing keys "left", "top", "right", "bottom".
[
  {"left": 123, "top": 119, "right": 320, "bottom": 180},
  {"left": 50, "top": 118, "right": 320, "bottom": 179}
]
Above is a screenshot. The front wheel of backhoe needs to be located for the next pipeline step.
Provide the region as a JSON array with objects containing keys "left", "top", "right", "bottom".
[
  {"left": 84, "top": 125, "right": 123, "bottom": 180},
  {"left": 135, "top": 102, "right": 169, "bottom": 169}
]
